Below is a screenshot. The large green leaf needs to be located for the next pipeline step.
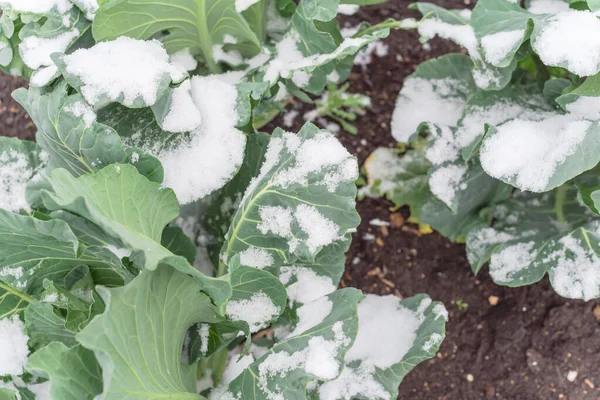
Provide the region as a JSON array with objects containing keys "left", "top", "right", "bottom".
[
  {"left": 12, "top": 83, "right": 127, "bottom": 177},
  {"left": 0, "top": 136, "right": 46, "bottom": 213},
  {"left": 76, "top": 265, "right": 222, "bottom": 400},
  {"left": 466, "top": 188, "right": 600, "bottom": 299},
  {"left": 0, "top": 209, "right": 129, "bottom": 296},
  {"left": 314, "top": 294, "right": 447, "bottom": 400},
  {"left": 40, "top": 164, "right": 231, "bottom": 306},
  {"left": 220, "top": 123, "right": 360, "bottom": 297},
  {"left": 225, "top": 288, "right": 363, "bottom": 400},
  {"left": 92, "top": 0, "right": 261, "bottom": 72},
  {"left": 26, "top": 343, "right": 102, "bottom": 400}
]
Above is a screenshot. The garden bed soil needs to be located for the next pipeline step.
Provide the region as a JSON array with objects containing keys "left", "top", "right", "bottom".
[{"left": 2, "top": 0, "right": 600, "bottom": 399}]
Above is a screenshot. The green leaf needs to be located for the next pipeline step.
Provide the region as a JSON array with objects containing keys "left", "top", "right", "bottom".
[
  {"left": 0, "top": 281, "right": 33, "bottom": 319},
  {"left": 0, "top": 136, "right": 46, "bottom": 213},
  {"left": 24, "top": 302, "right": 78, "bottom": 349},
  {"left": 220, "top": 123, "right": 360, "bottom": 294},
  {"left": 225, "top": 288, "right": 363, "bottom": 400},
  {"left": 162, "top": 227, "right": 197, "bottom": 265},
  {"left": 92, "top": 0, "right": 262, "bottom": 73},
  {"left": 40, "top": 164, "right": 231, "bottom": 306},
  {"left": 27, "top": 343, "right": 102, "bottom": 400},
  {"left": 314, "top": 294, "right": 447, "bottom": 400},
  {"left": 465, "top": 188, "right": 600, "bottom": 299},
  {"left": 0, "top": 209, "right": 129, "bottom": 296},
  {"left": 568, "top": 72, "right": 600, "bottom": 97},
  {"left": 13, "top": 83, "right": 127, "bottom": 177},
  {"left": 77, "top": 265, "right": 223, "bottom": 400}
]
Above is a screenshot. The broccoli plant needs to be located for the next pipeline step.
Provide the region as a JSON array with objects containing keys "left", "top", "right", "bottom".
[
  {"left": 363, "top": 0, "right": 600, "bottom": 301},
  {"left": 0, "top": 0, "right": 448, "bottom": 399}
]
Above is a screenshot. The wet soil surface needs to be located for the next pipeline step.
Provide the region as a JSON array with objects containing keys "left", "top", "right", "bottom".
[{"left": 2, "top": 0, "right": 600, "bottom": 398}]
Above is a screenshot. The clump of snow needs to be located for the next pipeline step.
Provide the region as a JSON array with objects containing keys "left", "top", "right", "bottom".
[
  {"left": 425, "top": 124, "right": 460, "bottom": 165},
  {"left": 337, "top": 4, "right": 360, "bottom": 15},
  {"left": 64, "top": 101, "right": 96, "bottom": 127},
  {"left": 20, "top": 29, "right": 80, "bottom": 69},
  {"left": 318, "top": 363, "right": 388, "bottom": 400},
  {"left": 429, "top": 164, "right": 467, "bottom": 207},
  {"left": 72, "top": 0, "right": 99, "bottom": 20},
  {"left": 369, "top": 218, "right": 390, "bottom": 227},
  {"left": 239, "top": 247, "right": 274, "bottom": 269},
  {"left": 30, "top": 65, "right": 60, "bottom": 87},
  {"left": 359, "top": 147, "right": 404, "bottom": 197},
  {"left": 467, "top": 227, "right": 516, "bottom": 264},
  {"left": 288, "top": 296, "right": 333, "bottom": 337},
  {"left": 170, "top": 48, "right": 198, "bottom": 72},
  {"left": 62, "top": 37, "right": 186, "bottom": 106},
  {"left": 418, "top": 18, "right": 478, "bottom": 57},
  {"left": 391, "top": 77, "right": 467, "bottom": 142},
  {"left": 533, "top": 11, "right": 600, "bottom": 77},
  {"left": 225, "top": 291, "right": 281, "bottom": 333},
  {"left": 1, "top": 0, "right": 72, "bottom": 14},
  {"left": 236, "top": 0, "right": 260, "bottom": 12},
  {"left": 283, "top": 109, "right": 299, "bottom": 128},
  {"left": 198, "top": 324, "right": 210, "bottom": 355},
  {"left": 423, "top": 333, "right": 443, "bottom": 351},
  {"left": 489, "top": 241, "right": 537, "bottom": 283},
  {"left": 547, "top": 235, "right": 600, "bottom": 300},
  {"left": 354, "top": 41, "right": 389, "bottom": 70},
  {"left": 273, "top": 131, "right": 355, "bottom": 190},
  {"left": 527, "top": 0, "right": 571, "bottom": 14},
  {"left": 296, "top": 204, "right": 340, "bottom": 253},
  {"left": 480, "top": 116, "right": 591, "bottom": 191},
  {"left": 481, "top": 30, "right": 525, "bottom": 66},
  {"left": 279, "top": 267, "right": 336, "bottom": 304},
  {"left": 0, "top": 148, "right": 46, "bottom": 213},
  {"left": 565, "top": 96, "right": 600, "bottom": 120},
  {"left": 0, "top": 316, "right": 30, "bottom": 376},
  {"left": 160, "top": 80, "right": 202, "bottom": 133},
  {"left": 159, "top": 75, "right": 246, "bottom": 203},
  {"left": 345, "top": 295, "right": 420, "bottom": 369},
  {"left": 257, "top": 206, "right": 293, "bottom": 238}
]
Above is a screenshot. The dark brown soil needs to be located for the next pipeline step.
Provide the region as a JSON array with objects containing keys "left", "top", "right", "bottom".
[{"left": 2, "top": 1, "right": 600, "bottom": 399}]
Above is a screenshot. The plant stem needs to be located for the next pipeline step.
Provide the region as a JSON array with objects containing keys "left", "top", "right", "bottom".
[
  {"left": 355, "top": 20, "right": 407, "bottom": 37},
  {"left": 554, "top": 184, "right": 568, "bottom": 223}
]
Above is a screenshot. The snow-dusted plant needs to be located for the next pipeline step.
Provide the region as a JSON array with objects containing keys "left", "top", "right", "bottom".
[
  {"left": 363, "top": 0, "right": 600, "bottom": 301},
  {"left": 0, "top": 1, "right": 448, "bottom": 399}
]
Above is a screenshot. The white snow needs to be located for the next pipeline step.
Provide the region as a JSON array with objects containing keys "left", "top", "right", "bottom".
[
  {"left": 391, "top": 77, "right": 467, "bottom": 142},
  {"left": 489, "top": 241, "right": 537, "bottom": 283},
  {"left": 30, "top": 65, "right": 60, "bottom": 87},
  {"left": 418, "top": 18, "right": 478, "bottom": 57},
  {"left": 318, "top": 363, "right": 388, "bottom": 400},
  {"left": 354, "top": 41, "right": 389, "bottom": 70},
  {"left": 296, "top": 204, "right": 340, "bottom": 253},
  {"left": 20, "top": 29, "right": 80, "bottom": 69},
  {"left": 64, "top": 101, "right": 96, "bottom": 127},
  {"left": 565, "top": 96, "right": 600, "bottom": 120},
  {"left": 533, "top": 11, "right": 600, "bottom": 77},
  {"left": 359, "top": 147, "right": 404, "bottom": 196},
  {"left": 62, "top": 37, "right": 186, "bottom": 106},
  {"left": 0, "top": 148, "right": 46, "bottom": 213},
  {"left": 1, "top": 0, "right": 72, "bottom": 14},
  {"left": 337, "top": 4, "right": 360, "bottom": 15},
  {"left": 198, "top": 324, "right": 210, "bottom": 355},
  {"left": 273, "top": 131, "right": 355, "bottom": 190},
  {"left": 288, "top": 296, "right": 333, "bottom": 337},
  {"left": 429, "top": 164, "right": 467, "bottom": 207},
  {"left": 481, "top": 30, "right": 525, "bottom": 66},
  {"left": 283, "top": 109, "right": 299, "bottom": 128},
  {"left": 160, "top": 80, "right": 202, "bottom": 133},
  {"left": 225, "top": 291, "right": 281, "bottom": 333},
  {"left": 423, "top": 333, "right": 443, "bottom": 351},
  {"left": 170, "top": 48, "right": 198, "bottom": 72},
  {"left": 547, "top": 235, "right": 600, "bottom": 301},
  {"left": 239, "top": 247, "right": 274, "bottom": 269},
  {"left": 257, "top": 206, "right": 293, "bottom": 238},
  {"left": 480, "top": 116, "right": 591, "bottom": 191},
  {"left": 279, "top": 267, "right": 336, "bottom": 304},
  {"left": 159, "top": 75, "right": 246, "bottom": 203},
  {"left": 0, "top": 316, "right": 30, "bottom": 376},
  {"left": 222, "top": 354, "right": 254, "bottom": 384},
  {"left": 528, "top": 0, "right": 571, "bottom": 14},
  {"left": 72, "top": 0, "right": 99, "bottom": 20},
  {"left": 345, "top": 295, "right": 420, "bottom": 369},
  {"left": 369, "top": 218, "right": 390, "bottom": 227},
  {"left": 425, "top": 124, "right": 460, "bottom": 165},
  {"left": 236, "top": 0, "right": 260, "bottom": 12}
]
